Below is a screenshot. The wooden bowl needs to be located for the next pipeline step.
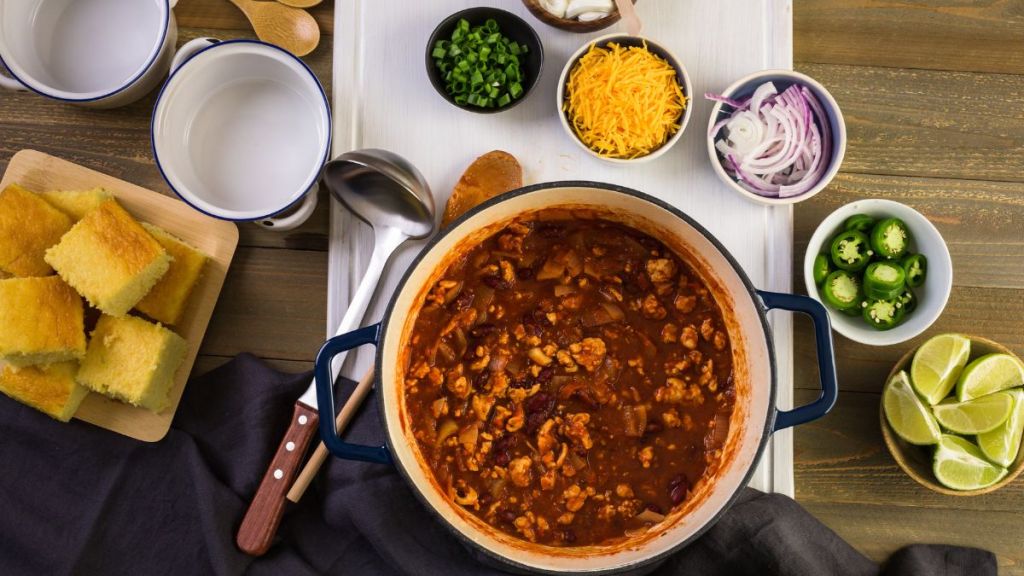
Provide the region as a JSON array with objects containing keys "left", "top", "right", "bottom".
[
  {"left": 520, "top": 0, "right": 638, "bottom": 33},
  {"left": 881, "top": 335, "right": 1024, "bottom": 496}
]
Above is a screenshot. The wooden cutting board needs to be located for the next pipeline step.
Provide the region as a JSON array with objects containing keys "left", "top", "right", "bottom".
[{"left": 0, "top": 149, "right": 239, "bottom": 442}]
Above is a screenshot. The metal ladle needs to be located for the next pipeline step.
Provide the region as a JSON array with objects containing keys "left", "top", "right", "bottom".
[{"left": 320, "top": 149, "right": 436, "bottom": 380}]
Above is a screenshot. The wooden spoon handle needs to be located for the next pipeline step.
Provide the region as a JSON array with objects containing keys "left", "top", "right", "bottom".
[
  {"left": 236, "top": 401, "right": 320, "bottom": 556},
  {"left": 614, "top": 0, "right": 642, "bottom": 36},
  {"left": 286, "top": 367, "right": 375, "bottom": 503}
]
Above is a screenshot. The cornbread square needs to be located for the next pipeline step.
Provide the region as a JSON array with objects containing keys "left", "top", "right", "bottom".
[
  {"left": 0, "top": 183, "right": 73, "bottom": 277},
  {"left": 45, "top": 199, "right": 171, "bottom": 316},
  {"left": 0, "top": 362, "right": 88, "bottom": 422},
  {"left": 77, "top": 315, "right": 187, "bottom": 412},
  {"left": 0, "top": 276, "right": 86, "bottom": 366},
  {"left": 38, "top": 187, "right": 113, "bottom": 220},
  {"left": 135, "top": 223, "right": 208, "bottom": 326}
]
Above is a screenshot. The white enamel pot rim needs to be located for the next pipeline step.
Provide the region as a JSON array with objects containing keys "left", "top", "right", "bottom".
[{"left": 315, "top": 181, "right": 838, "bottom": 575}]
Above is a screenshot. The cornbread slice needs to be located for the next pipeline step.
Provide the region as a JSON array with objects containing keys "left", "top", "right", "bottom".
[
  {"left": 135, "top": 223, "right": 207, "bottom": 326},
  {"left": 45, "top": 199, "right": 171, "bottom": 316},
  {"left": 0, "top": 276, "right": 86, "bottom": 366},
  {"left": 0, "top": 183, "right": 73, "bottom": 277},
  {"left": 0, "top": 362, "right": 88, "bottom": 422},
  {"left": 77, "top": 315, "right": 187, "bottom": 412},
  {"left": 38, "top": 187, "right": 113, "bottom": 220}
]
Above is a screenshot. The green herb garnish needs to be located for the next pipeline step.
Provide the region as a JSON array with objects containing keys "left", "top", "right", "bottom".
[{"left": 433, "top": 18, "right": 529, "bottom": 109}]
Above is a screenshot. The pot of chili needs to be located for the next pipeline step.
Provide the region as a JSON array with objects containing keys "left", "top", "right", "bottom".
[{"left": 314, "top": 182, "right": 837, "bottom": 574}]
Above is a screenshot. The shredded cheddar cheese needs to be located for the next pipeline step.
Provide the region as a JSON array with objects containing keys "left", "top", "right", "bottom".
[{"left": 563, "top": 42, "right": 686, "bottom": 159}]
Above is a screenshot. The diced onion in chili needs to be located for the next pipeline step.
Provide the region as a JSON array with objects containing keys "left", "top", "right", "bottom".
[
  {"left": 635, "top": 508, "right": 667, "bottom": 523},
  {"left": 554, "top": 285, "right": 576, "bottom": 297},
  {"left": 436, "top": 419, "right": 458, "bottom": 448},
  {"left": 705, "top": 81, "right": 832, "bottom": 199}
]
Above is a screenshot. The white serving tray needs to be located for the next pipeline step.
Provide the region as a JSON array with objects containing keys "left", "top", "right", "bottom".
[{"left": 329, "top": 0, "right": 795, "bottom": 496}]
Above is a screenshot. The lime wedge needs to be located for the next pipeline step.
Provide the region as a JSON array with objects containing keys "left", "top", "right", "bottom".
[
  {"left": 910, "top": 334, "right": 971, "bottom": 405},
  {"left": 978, "top": 388, "right": 1024, "bottom": 467},
  {"left": 883, "top": 370, "right": 941, "bottom": 445},
  {"left": 956, "top": 353, "right": 1024, "bottom": 401},
  {"left": 931, "top": 391, "right": 1013, "bottom": 434},
  {"left": 933, "top": 434, "right": 1008, "bottom": 491}
]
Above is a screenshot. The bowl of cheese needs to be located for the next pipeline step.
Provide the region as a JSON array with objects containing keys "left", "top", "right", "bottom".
[{"left": 557, "top": 34, "right": 691, "bottom": 163}]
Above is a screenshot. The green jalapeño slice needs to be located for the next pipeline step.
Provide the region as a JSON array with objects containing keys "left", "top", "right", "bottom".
[{"left": 830, "top": 230, "right": 872, "bottom": 271}]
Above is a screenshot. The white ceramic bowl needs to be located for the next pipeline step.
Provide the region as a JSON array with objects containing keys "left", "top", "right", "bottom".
[
  {"left": 556, "top": 34, "right": 693, "bottom": 164},
  {"left": 803, "top": 199, "right": 953, "bottom": 346},
  {"left": 706, "top": 70, "right": 846, "bottom": 205}
]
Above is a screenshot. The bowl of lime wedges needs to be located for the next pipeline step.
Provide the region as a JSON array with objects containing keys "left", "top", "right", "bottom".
[{"left": 881, "top": 333, "right": 1024, "bottom": 495}]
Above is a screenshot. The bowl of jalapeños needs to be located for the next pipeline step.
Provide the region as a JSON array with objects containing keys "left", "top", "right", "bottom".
[{"left": 803, "top": 199, "right": 953, "bottom": 346}]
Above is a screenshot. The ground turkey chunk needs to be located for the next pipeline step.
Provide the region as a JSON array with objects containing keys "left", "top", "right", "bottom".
[
  {"left": 646, "top": 258, "right": 677, "bottom": 283},
  {"left": 569, "top": 338, "right": 606, "bottom": 372},
  {"left": 509, "top": 456, "right": 533, "bottom": 487}
]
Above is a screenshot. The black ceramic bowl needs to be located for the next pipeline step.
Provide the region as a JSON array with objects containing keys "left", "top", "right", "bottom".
[{"left": 425, "top": 7, "right": 544, "bottom": 114}]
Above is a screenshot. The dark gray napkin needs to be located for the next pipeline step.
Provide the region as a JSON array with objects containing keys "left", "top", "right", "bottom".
[{"left": 0, "top": 354, "right": 996, "bottom": 576}]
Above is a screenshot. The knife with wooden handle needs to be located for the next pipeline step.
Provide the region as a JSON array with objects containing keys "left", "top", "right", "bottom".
[{"left": 236, "top": 256, "right": 385, "bottom": 555}]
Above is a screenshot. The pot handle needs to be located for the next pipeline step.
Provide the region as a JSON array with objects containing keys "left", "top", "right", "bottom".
[
  {"left": 757, "top": 290, "right": 838, "bottom": 432},
  {"left": 314, "top": 323, "right": 392, "bottom": 464}
]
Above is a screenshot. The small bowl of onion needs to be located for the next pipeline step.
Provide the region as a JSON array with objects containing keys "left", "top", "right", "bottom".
[{"left": 705, "top": 70, "right": 846, "bottom": 205}]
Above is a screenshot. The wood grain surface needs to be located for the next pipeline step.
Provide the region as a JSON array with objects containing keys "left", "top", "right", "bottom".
[{"left": 0, "top": 0, "right": 1022, "bottom": 571}]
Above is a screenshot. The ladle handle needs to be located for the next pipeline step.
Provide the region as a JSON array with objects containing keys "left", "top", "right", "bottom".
[{"left": 325, "top": 225, "right": 406, "bottom": 380}]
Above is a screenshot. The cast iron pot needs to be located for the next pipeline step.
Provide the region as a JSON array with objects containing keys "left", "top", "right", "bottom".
[{"left": 314, "top": 182, "right": 838, "bottom": 575}]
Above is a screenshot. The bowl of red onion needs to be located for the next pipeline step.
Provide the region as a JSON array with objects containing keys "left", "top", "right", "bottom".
[{"left": 705, "top": 70, "right": 846, "bottom": 204}]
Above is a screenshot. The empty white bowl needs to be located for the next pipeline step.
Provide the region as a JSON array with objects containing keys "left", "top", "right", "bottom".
[
  {"left": 803, "top": 199, "right": 953, "bottom": 346},
  {"left": 706, "top": 70, "right": 846, "bottom": 205}
]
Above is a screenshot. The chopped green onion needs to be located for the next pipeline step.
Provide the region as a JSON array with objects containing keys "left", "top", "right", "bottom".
[{"left": 432, "top": 17, "right": 529, "bottom": 109}]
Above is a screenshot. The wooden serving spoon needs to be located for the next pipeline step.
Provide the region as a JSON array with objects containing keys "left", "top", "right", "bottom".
[{"left": 228, "top": 0, "right": 320, "bottom": 57}]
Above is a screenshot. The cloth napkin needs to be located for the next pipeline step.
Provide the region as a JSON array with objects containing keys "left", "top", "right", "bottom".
[{"left": 0, "top": 354, "right": 996, "bottom": 576}]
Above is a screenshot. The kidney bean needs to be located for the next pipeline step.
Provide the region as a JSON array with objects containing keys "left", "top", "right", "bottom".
[
  {"left": 499, "top": 510, "right": 518, "bottom": 526},
  {"left": 536, "top": 366, "right": 554, "bottom": 384},
  {"left": 469, "top": 323, "right": 497, "bottom": 339},
  {"left": 492, "top": 435, "right": 518, "bottom": 467},
  {"left": 560, "top": 530, "right": 577, "bottom": 544},
  {"left": 524, "top": 392, "right": 556, "bottom": 434},
  {"left": 473, "top": 371, "right": 490, "bottom": 390},
  {"left": 645, "top": 503, "right": 664, "bottom": 514},
  {"left": 668, "top": 474, "right": 689, "bottom": 505},
  {"left": 482, "top": 276, "right": 510, "bottom": 290},
  {"left": 448, "top": 291, "right": 474, "bottom": 312}
]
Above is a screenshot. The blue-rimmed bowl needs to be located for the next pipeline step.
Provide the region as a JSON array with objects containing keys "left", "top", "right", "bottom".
[
  {"left": 152, "top": 38, "right": 331, "bottom": 231},
  {"left": 706, "top": 69, "right": 846, "bottom": 205},
  {"left": 311, "top": 182, "right": 838, "bottom": 574}
]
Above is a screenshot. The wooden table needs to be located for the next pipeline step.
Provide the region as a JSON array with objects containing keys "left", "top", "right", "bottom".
[{"left": 1, "top": 0, "right": 1021, "bottom": 571}]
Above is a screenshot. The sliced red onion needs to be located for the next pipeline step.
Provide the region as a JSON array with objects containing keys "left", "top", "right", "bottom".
[{"left": 707, "top": 81, "right": 832, "bottom": 199}]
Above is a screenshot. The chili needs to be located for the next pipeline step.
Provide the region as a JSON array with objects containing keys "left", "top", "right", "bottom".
[{"left": 402, "top": 215, "right": 736, "bottom": 547}]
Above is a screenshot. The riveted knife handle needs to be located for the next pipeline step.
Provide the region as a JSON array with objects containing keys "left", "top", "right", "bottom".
[{"left": 236, "top": 402, "right": 320, "bottom": 556}]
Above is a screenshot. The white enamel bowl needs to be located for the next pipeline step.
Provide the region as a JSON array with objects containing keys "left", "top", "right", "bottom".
[
  {"left": 152, "top": 39, "right": 331, "bottom": 231},
  {"left": 556, "top": 34, "right": 693, "bottom": 164},
  {"left": 803, "top": 199, "right": 953, "bottom": 346},
  {"left": 0, "top": 0, "right": 179, "bottom": 108},
  {"left": 706, "top": 70, "right": 846, "bottom": 205}
]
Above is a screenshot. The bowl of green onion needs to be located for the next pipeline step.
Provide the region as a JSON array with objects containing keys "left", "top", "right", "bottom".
[{"left": 426, "top": 7, "right": 543, "bottom": 113}]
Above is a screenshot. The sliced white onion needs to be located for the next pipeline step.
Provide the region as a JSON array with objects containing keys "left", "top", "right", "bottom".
[
  {"left": 565, "top": 0, "right": 614, "bottom": 19},
  {"left": 540, "top": 0, "right": 569, "bottom": 18}
]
